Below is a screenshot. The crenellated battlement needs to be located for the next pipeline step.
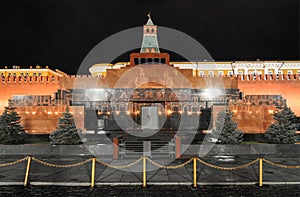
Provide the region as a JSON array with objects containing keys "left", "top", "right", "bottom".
[
  {"left": 1, "top": 76, "right": 61, "bottom": 83},
  {"left": 237, "top": 74, "right": 300, "bottom": 81},
  {"left": 2, "top": 74, "right": 300, "bottom": 84},
  {"left": 0, "top": 75, "right": 99, "bottom": 83}
]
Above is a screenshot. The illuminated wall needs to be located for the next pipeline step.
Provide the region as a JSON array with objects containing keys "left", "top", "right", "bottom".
[
  {"left": 1, "top": 68, "right": 300, "bottom": 134},
  {"left": 16, "top": 105, "right": 84, "bottom": 134},
  {"left": 238, "top": 74, "right": 300, "bottom": 116},
  {"left": 0, "top": 76, "right": 60, "bottom": 114}
]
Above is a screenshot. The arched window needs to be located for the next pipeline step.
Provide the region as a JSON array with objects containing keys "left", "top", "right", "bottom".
[
  {"left": 146, "top": 28, "right": 149, "bottom": 33},
  {"left": 151, "top": 28, "right": 154, "bottom": 33}
]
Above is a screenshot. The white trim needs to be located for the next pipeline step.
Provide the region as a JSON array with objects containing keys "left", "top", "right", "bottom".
[
  {"left": 0, "top": 182, "right": 24, "bottom": 186},
  {"left": 30, "top": 182, "right": 91, "bottom": 186}
]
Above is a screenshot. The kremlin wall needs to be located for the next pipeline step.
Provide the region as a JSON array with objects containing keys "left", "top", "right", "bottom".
[{"left": 0, "top": 69, "right": 298, "bottom": 134}]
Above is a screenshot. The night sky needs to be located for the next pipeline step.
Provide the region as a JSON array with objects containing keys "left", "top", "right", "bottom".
[{"left": 0, "top": 0, "right": 299, "bottom": 74}]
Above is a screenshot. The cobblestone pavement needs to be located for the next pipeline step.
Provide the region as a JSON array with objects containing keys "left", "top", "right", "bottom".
[{"left": 0, "top": 185, "right": 299, "bottom": 197}]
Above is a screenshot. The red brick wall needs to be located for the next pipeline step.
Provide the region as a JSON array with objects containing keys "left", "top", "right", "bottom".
[
  {"left": 238, "top": 74, "right": 300, "bottom": 116},
  {"left": 2, "top": 74, "right": 299, "bottom": 134},
  {"left": 0, "top": 76, "right": 60, "bottom": 114},
  {"left": 16, "top": 106, "right": 84, "bottom": 134}
]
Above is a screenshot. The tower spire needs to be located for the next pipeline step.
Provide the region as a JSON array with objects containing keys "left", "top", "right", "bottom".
[
  {"left": 140, "top": 14, "right": 160, "bottom": 53},
  {"left": 147, "top": 12, "right": 151, "bottom": 19}
]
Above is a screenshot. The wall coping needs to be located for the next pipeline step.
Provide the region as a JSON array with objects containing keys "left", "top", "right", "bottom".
[{"left": 0, "top": 144, "right": 299, "bottom": 156}]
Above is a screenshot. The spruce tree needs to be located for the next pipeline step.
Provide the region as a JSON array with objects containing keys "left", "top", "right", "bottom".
[
  {"left": 211, "top": 108, "right": 243, "bottom": 144},
  {"left": 0, "top": 100, "right": 26, "bottom": 144},
  {"left": 265, "top": 106, "right": 298, "bottom": 144},
  {"left": 49, "top": 106, "right": 82, "bottom": 145}
]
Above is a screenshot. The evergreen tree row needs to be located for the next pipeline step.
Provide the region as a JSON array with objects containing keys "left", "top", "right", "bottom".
[
  {"left": 265, "top": 106, "right": 298, "bottom": 144},
  {"left": 211, "top": 108, "right": 243, "bottom": 144},
  {"left": 0, "top": 102, "right": 81, "bottom": 145},
  {"left": 49, "top": 106, "right": 82, "bottom": 145},
  {"left": 0, "top": 100, "right": 25, "bottom": 144},
  {"left": 211, "top": 106, "right": 299, "bottom": 144}
]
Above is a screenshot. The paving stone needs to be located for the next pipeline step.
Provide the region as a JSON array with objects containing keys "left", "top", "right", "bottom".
[{"left": 1, "top": 185, "right": 299, "bottom": 196}]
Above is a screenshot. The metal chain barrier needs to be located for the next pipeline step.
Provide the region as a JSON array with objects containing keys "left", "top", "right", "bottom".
[
  {"left": 96, "top": 157, "right": 144, "bottom": 169},
  {"left": 3, "top": 157, "right": 299, "bottom": 170},
  {"left": 31, "top": 157, "right": 92, "bottom": 168},
  {"left": 1, "top": 156, "right": 300, "bottom": 188},
  {"left": 0, "top": 156, "right": 28, "bottom": 167},
  {"left": 196, "top": 158, "right": 260, "bottom": 170},
  {"left": 146, "top": 157, "right": 194, "bottom": 169},
  {"left": 262, "top": 158, "right": 300, "bottom": 169}
]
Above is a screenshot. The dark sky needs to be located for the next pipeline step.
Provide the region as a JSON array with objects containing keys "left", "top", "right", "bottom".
[{"left": 0, "top": 0, "right": 299, "bottom": 74}]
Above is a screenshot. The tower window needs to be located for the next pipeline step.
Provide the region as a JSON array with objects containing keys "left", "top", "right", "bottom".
[
  {"left": 151, "top": 28, "right": 154, "bottom": 33},
  {"left": 146, "top": 28, "right": 149, "bottom": 33},
  {"left": 134, "top": 58, "right": 139, "bottom": 65}
]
